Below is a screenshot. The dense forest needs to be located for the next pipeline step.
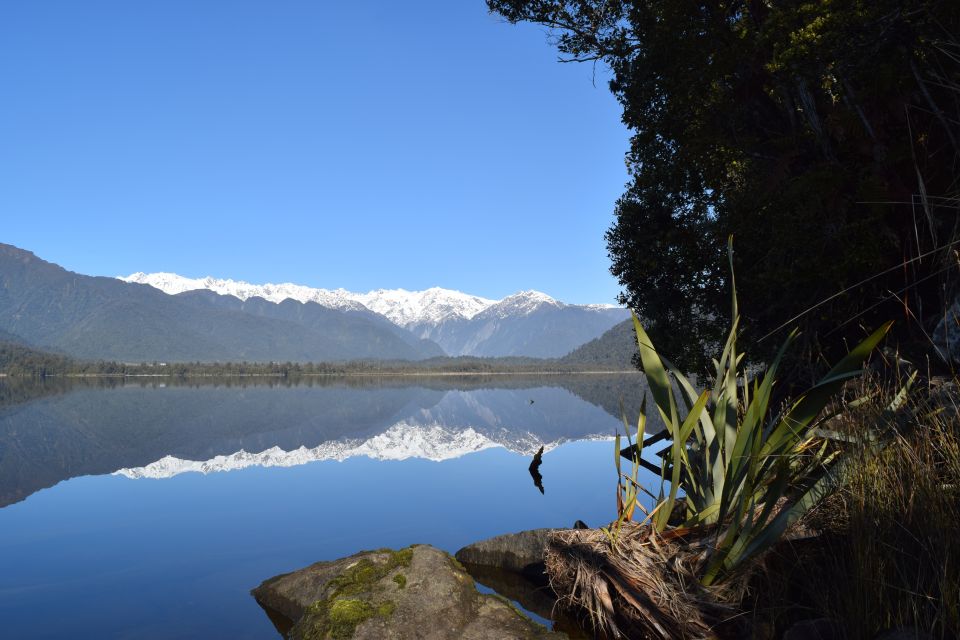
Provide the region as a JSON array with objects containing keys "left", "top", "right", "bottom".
[{"left": 489, "top": 0, "right": 960, "bottom": 372}]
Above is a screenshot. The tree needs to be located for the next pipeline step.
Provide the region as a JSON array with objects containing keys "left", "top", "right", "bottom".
[{"left": 488, "top": 0, "right": 960, "bottom": 372}]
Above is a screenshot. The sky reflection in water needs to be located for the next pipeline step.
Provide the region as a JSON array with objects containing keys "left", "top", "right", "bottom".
[{"left": 0, "top": 376, "right": 656, "bottom": 639}]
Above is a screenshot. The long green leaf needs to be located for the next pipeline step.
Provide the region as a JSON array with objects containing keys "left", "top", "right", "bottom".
[
  {"left": 714, "top": 331, "right": 793, "bottom": 528},
  {"left": 762, "top": 322, "right": 892, "bottom": 458},
  {"left": 632, "top": 313, "right": 680, "bottom": 430},
  {"left": 660, "top": 352, "right": 719, "bottom": 507},
  {"left": 654, "top": 389, "right": 710, "bottom": 531}
]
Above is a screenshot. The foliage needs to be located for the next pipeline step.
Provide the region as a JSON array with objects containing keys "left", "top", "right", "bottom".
[
  {"left": 0, "top": 341, "right": 639, "bottom": 378},
  {"left": 560, "top": 319, "right": 638, "bottom": 369},
  {"left": 621, "top": 239, "right": 894, "bottom": 585},
  {"left": 488, "top": 0, "right": 960, "bottom": 372},
  {"left": 602, "top": 395, "right": 648, "bottom": 548},
  {"left": 539, "top": 248, "right": 915, "bottom": 639},
  {"left": 805, "top": 377, "right": 960, "bottom": 638},
  {"left": 0, "top": 340, "right": 77, "bottom": 377}
]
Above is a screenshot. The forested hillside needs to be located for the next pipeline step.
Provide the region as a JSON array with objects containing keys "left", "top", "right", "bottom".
[{"left": 560, "top": 319, "right": 637, "bottom": 369}]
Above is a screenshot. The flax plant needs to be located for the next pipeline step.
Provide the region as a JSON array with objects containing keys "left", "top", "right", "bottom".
[
  {"left": 629, "top": 238, "right": 895, "bottom": 586},
  {"left": 547, "top": 243, "right": 909, "bottom": 639}
]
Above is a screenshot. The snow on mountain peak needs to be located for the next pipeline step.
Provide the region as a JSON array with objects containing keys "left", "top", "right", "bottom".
[
  {"left": 118, "top": 272, "right": 617, "bottom": 329},
  {"left": 120, "top": 272, "right": 500, "bottom": 327},
  {"left": 119, "top": 272, "right": 369, "bottom": 312},
  {"left": 111, "top": 423, "right": 524, "bottom": 479},
  {"left": 512, "top": 290, "right": 558, "bottom": 304},
  {"left": 484, "top": 290, "right": 561, "bottom": 317},
  {"left": 352, "top": 287, "right": 495, "bottom": 328}
]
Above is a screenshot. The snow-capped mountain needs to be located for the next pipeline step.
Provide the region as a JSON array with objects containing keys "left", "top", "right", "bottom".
[
  {"left": 397, "top": 290, "right": 629, "bottom": 358},
  {"left": 118, "top": 273, "right": 615, "bottom": 326},
  {"left": 481, "top": 290, "right": 562, "bottom": 318},
  {"left": 114, "top": 423, "right": 511, "bottom": 478},
  {"left": 0, "top": 379, "right": 642, "bottom": 506},
  {"left": 351, "top": 287, "right": 495, "bottom": 327},
  {"left": 0, "top": 244, "right": 446, "bottom": 363},
  {"left": 112, "top": 422, "right": 604, "bottom": 480},
  {"left": 121, "top": 272, "right": 500, "bottom": 326},
  {"left": 120, "top": 272, "right": 370, "bottom": 312},
  {"left": 119, "top": 271, "right": 629, "bottom": 357}
]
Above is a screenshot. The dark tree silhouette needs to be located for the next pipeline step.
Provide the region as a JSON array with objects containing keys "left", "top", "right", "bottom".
[{"left": 489, "top": 0, "right": 960, "bottom": 371}]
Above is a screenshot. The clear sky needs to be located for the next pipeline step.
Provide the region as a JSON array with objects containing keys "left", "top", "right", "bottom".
[{"left": 1, "top": 1, "right": 630, "bottom": 304}]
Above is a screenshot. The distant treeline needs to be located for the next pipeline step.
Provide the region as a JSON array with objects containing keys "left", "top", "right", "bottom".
[
  {"left": 0, "top": 339, "right": 635, "bottom": 378},
  {"left": 0, "top": 341, "right": 79, "bottom": 377}
]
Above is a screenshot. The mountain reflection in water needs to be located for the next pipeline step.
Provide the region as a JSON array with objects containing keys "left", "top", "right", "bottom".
[
  {"left": 0, "top": 374, "right": 652, "bottom": 508},
  {"left": 0, "top": 373, "right": 661, "bottom": 639}
]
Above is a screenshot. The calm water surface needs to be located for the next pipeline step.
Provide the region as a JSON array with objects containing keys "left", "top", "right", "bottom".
[{"left": 0, "top": 374, "right": 657, "bottom": 639}]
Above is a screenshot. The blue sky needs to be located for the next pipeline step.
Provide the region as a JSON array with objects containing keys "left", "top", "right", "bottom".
[{"left": 1, "top": 1, "right": 629, "bottom": 304}]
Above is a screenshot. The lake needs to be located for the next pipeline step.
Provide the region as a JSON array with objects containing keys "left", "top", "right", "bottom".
[{"left": 0, "top": 374, "right": 658, "bottom": 638}]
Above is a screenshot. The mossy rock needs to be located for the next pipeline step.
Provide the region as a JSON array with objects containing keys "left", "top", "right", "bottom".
[
  {"left": 298, "top": 598, "right": 397, "bottom": 640},
  {"left": 293, "top": 548, "right": 411, "bottom": 639},
  {"left": 253, "top": 544, "right": 565, "bottom": 639}
]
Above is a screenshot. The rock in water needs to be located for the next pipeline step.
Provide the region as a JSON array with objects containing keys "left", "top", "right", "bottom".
[
  {"left": 252, "top": 544, "right": 565, "bottom": 639},
  {"left": 455, "top": 529, "right": 556, "bottom": 576}
]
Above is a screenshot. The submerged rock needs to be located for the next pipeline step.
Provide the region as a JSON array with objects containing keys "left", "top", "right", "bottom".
[
  {"left": 454, "top": 528, "right": 557, "bottom": 576},
  {"left": 460, "top": 561, "right": 557, "bottom": 623},
  {"left": 252, "top": 544, "right": 565, "bottom": 639},
  {"left": 456, "top": 529, "right": 603, "bottom": 639}
]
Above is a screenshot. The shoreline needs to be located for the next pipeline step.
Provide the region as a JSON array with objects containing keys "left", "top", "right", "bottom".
[{"left": 0, "top": 369, "right": 640, "bottom": 380}]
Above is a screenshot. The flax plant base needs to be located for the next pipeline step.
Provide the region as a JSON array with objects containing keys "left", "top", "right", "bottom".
[{"left": 545, "top": 523, "right": 752, "bottom": 640}]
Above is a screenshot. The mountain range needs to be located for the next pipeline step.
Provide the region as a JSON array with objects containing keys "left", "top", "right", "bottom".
[
  {"left": 0, "top": 243, "right": 628, "bottom": 362},
  {"left": 121, "top": 271, "right": 628, "bottom": 358}
]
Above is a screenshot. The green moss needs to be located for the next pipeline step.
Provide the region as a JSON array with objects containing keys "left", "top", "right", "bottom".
[
  {"left": 391, "top": 547, "right": 413, "bottom": 567},
  {"left": 296, "top": 600, "right": 332, "bottom": 640},
  {"left": 446, "top": 554, "right": 467, "bottom": 572},
  {"left": 328, "top": 599, "right": 377, "bottom": 638},
  {"left": 373, "top": 546, "right": 414, "bottom": 565},
  {"left": 292, "top": 547, "right": 412, "bottom": 639},
  {"left": 325, "top": 547, "right": 412, "bottom": 597},
  {"left": 297, "top": 596, "right": 397, "bottom": 639}
]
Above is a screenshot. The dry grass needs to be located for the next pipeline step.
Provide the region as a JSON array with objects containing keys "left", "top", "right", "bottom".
[
  {"left": 802, "top": 377, "right": 960, "bottom": 639},
  {"left": 546, "top": 372, "right": 960, "bottom": 639}
]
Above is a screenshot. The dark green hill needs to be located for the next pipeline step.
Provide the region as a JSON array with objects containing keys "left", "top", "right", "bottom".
[
  {"left": 0, "top": 243, "right": 443, "bottom": 362},
  {"left": 559, "top": 319, "right": 638, "bottom": 369}
]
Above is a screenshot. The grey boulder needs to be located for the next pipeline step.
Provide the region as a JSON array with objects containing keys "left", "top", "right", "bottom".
[
  {"left": 454, "top": 528, "right": 557, "bottom": 575},
  {"left": 252, "top": 544, "right": 565, "bottom": 639}
]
